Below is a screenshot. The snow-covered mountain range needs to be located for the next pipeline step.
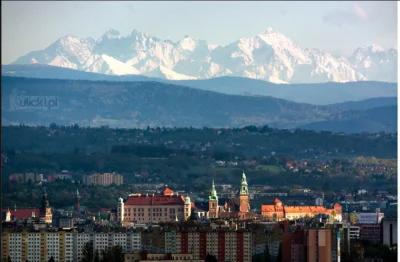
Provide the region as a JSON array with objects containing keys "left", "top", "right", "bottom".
[{"left": 12, "top": 28, "right": 398, "bottom": 83}]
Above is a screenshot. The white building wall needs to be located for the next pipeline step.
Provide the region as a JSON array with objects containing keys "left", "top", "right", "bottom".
[
  {"left": 65, "top": 232, "right": 74, "bottom": 262},
  {"left": 75, "top": 233, "right": 91, "bottom": 262},
  {"left": 27, "top": 233, "right": 41, "bottom": 262},
  {"left": 9, "top": 233, "right": 22, "bottom": 262},
  {"left": 46, "top": 233, "right": 60, "bottom": 261}
]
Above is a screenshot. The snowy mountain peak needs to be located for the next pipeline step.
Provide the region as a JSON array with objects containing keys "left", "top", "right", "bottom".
[
  {"left": 57, "top": 35, "right": 81, "bottom": 45},
  {"left": 263, "top": 27, "right": 275, "bottom": 34},
  {"left": 102, "top": 29, "right": 122, "bottom": 40},
  {"left": 178, "top": 37, "right": 197, "bottom": 51},
  {"left": 369, "top": 44, "right": 385, "bottom": 52},
  {"left": 258, "top": 27, "right": 296, "bottom": 48},
  {"left": 11, "top": 28, "right": 398, "bottom": 83}
]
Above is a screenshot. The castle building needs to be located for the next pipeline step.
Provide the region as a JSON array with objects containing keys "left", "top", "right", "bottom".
[
  {"left": 261, "top": 198, "right": 342, "bottom": 221},
  {"left": 207, "top": 171, "right": 253, "bottom": 220},
  {"left": 117, "top": 187, "right": 192, "bottom": 223}
]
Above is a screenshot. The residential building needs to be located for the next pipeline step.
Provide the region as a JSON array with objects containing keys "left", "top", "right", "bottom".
[
  {"left": 2, "top": 230, "right": 141, "bottom": 262},
  {"left": 9, "top": 173, "right": 43, "bottom": 183},
  {"left": 381, "top": 218, "right": 397, "bottom": 247},
  {"left": 47, "top": 174, "right": 72, "bottom": 183},
  {"left": 125, "top": 251, "right": 204, "bottom": 262},
  {"left": 349, "top": 226, "right": 360, "bottom": 240},
  {"left": 360, "top": 224, "right": 381, "bottom": 244},
  {"left": 83, "top": 172, "right": 123, "bottom": 186},
  {"left": 282, "top": 227, "right": 341, "bottom": 262}
]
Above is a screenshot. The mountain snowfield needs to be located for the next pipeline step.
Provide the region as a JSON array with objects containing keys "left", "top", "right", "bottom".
[{"left": 12, "top": 28, "right": 397, "bottom": 83}]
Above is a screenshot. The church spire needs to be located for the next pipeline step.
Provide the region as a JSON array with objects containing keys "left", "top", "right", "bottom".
[
  {"left": 240, "top": 171, "right": 248, "bottom": 195},
  {"left": 209, "top": 177, "right": 218, "bottom": 201}
]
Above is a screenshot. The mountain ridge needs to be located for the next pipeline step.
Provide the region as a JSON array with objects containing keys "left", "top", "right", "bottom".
[
  {"left": 1, "top": 76, "right": 397, "bottom": 133},
  {"left": 11, "top": 28, "right": 398, "bottom": 83},
  {"left": 2, "top": 64, "right": 397, "bottom": 105}
]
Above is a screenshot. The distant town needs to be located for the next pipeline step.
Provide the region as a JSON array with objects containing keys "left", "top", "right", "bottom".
[
  {"left": 1, "top": 125, "right": 398, "bottom": 262},
  {"left": 1, "top": 168, "right": 397, "bottom": 262}
]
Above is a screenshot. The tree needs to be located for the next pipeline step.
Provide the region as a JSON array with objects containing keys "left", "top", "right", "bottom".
[
  {"left": 276, "top": 243, "right": 282, "bottom": 262},
  {"left": 264, "top": 242, "right": 271, "bottom": 262},
  {"left": 48, "top": 257, "right": 55, "bottom": 262},
  {"left": 349, "top": 212, "right": 357, "bottom": 225},
  {"left": 111, "top": 245, "right": 124, "bottom": 262},
  {"left": 205, "top": 254, "right": 218, "bottom": 262},
  {"left": 8, "top": 256, "right": 12, "bottom": 262},
  {"left": 94, "top": 250, "right": 100, "bottom": 262},
  {"left": 81, "top": 242, "right": 94, "bottom": 262}
]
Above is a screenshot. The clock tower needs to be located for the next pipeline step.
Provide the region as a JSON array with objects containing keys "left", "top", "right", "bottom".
[
  {"left": 239, "top": 171, "right": 250, "bottom": 213},
  {"left": 208, "top": 178, "right": 218, "bottom": 218}
]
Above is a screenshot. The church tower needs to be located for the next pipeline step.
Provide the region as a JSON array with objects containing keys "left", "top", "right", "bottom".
[
  {"left": 117, "top": 197, "right": 124, "bottom": 222},
  {"left": 40, "top": 188, "right": 52, "bottom": 224},
  {"left": 239, "top": 171, "right": 250, "bottom": 214},
  {"left": 208, "top": 178, "right": 218, "bottom": 218},
  {"left": 75, "top": 189, "right": 81, "bottom": 214},
  {"left": 5, "top": 208, "right": 11, "bottom": 222}
]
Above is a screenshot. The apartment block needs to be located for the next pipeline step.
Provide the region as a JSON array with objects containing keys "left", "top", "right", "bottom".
[
  {"left": 282, "top": 227, "right": 341, "bottom": 262},
  {"left": 162, "top": 229, "right": 252, "bottom": 262},
  {"left": 83, "top": 172, "right": 123, "bottom": 186},
  {"left": 125, "top": 251, "right": 204, "bottom": 262},
  {"left": 9, "top": 173, "right": 43, "bottom": 183},
  {"left": 360, "top": 224, "right": 381, "bottom": 244},
  {"left": 349, "top": 226, "right": 360, "bottom": 240},
  {"left": 381, "top": 218, "right": 397, "bottom": 247},
  {"left": 2, "top": 230, "right": 141, "bottom": 262},
  {"left": 248, "top": 223, "right": 282, "bottom": 256}
]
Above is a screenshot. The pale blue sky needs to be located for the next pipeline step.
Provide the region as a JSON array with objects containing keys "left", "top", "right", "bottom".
[{"left": 2, "top": 1, "right": 398, "bottom": 64}]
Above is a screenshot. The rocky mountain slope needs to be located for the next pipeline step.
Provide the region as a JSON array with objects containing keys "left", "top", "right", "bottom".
[{"left": 12, "top": 28, "right": 397, "bottom": 83}]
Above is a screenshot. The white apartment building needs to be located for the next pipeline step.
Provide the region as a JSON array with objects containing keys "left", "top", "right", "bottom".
[
  {"left": 2, "top": 231, "right": 141, "bottom": 262},
  {"left": 27, "top": 232, "right": 41, "bottom": 262},
  {"left": 74, "top": 233, "right": 91, "bottom": 262},
  {"left": 45, "top": 232, "right": 60, "bottom": 261},
  {"left": 349, "top": 226, "right": 360, "bottom": 239}
]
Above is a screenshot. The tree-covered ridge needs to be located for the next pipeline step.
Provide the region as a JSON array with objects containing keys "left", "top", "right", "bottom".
[
  {"left": 2, "top": 125, "right": 397, "bottom": 159},
  {"left": 1, "top": 76, "right": 397, "bottom": 133}
]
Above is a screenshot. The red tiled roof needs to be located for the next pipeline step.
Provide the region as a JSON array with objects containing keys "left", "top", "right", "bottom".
[
  {"left": 261, "top": 205, "right": 277, "bottom": 212},
  {"left": 2, "top": 209, "right": 40, "bottom": 219},
  {"left": 334, "top": 203, "right": 342, "bottom": 209},
  {"left": 274, "top": 198, "right": 282, "bottom": 204},
  {"left": 161, "top": 187, "right": 174, "bottom": 196},
  {"left": 125, "top": 195, "right": 185, "bottom": 205},
  {"left": 100, "top": 208, "right": 112, "bottom": 213}
]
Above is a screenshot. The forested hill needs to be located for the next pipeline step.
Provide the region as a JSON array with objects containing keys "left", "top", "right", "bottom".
[
  {"left": 1, "top": 76, "right": 397, "bottom": 133},
  {"left": 2, "top": 125, "right": 397, "bottom": 159}
]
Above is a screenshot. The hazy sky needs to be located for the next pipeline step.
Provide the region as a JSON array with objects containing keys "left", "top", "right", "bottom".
[{"left": 2, "top": 1, "right": 398, "bottom": 64}]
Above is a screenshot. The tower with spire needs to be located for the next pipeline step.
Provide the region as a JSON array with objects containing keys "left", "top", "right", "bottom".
[
  {"left": 208, "top": 177, "right": 219, "bottom": 218},
  {"left": 39, "top": 188, "right": 52, "bottom": 224},
  {"left": 239, "top": 171, "right": 250, "bottom": 214}
]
